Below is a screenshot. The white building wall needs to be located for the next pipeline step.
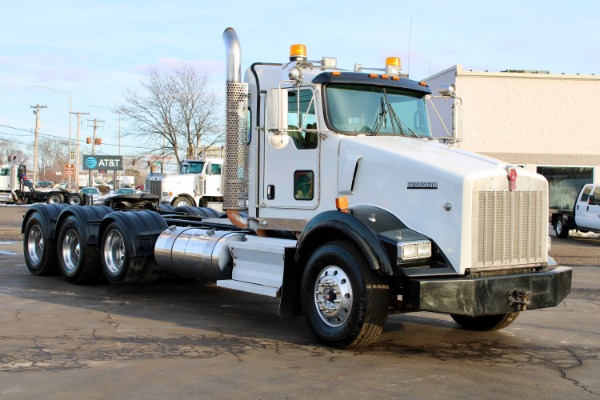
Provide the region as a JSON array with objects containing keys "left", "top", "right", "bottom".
[{"left": 426, "top": 65, "right": 600, "bottom": 182}]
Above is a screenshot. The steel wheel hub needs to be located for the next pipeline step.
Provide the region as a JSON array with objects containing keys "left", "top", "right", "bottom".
[{"left": 314, "top": 266, "right": 353, "bottom": 327}]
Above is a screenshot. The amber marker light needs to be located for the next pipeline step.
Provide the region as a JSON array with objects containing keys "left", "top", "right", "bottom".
[
  {"left": 331, "top": 71, "right": 342, "bottom": 76},
  {"left": 336, "top": 196, "right": 349, "bottom": 211},
  {"left": 369, "top": 73, "right": 378, "bottom": 78},
  {"left": 419, "top": 81, "right": 428, "bottom": 87}
]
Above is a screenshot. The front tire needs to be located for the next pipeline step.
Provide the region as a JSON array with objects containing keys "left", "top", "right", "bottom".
[
  {"left": 451, "top": 312, "right": 520, "bottom": 331},
  {"left": 172, "top": 196, "right": 195, "bottom": 207},
  {"left": 301, "top": 241, "right": 389, "bottom": 349}
]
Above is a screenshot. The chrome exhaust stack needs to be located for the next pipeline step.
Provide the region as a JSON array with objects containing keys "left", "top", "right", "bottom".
[{"left": 222, "top": 27, "right": 249, "bottom": 228}]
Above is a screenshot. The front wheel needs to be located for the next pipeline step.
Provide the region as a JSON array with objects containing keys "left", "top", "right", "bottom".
[
  {"left": 172, "top": 196, "right": 195, "bottom": 207},
  {"left": 300, "top": 241, "right": 389, "bottom": 349},
  {"left": 451, "top": 312, "right": 520, "bottom": 331}
]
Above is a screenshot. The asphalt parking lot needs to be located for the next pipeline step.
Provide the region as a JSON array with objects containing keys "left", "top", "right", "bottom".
[{"left": 0, "top": 205, "right": 599, "bottom": 399}]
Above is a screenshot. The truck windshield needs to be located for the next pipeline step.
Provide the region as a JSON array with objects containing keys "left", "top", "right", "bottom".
[
  {"left": 180, "top": 162, "right": 205, "bottom": 174},
  {"left": 325, "top": 84, "right": 432, "bottom": 137}
]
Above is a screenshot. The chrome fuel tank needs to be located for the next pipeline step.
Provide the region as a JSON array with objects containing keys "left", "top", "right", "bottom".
[{"left": 154, "top": 226, "right": 246, "bottom": 281}]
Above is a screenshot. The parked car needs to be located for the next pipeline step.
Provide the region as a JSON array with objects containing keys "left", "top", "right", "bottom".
[{"left": 35, "top": 181, "right": 53, "bottom": 188}]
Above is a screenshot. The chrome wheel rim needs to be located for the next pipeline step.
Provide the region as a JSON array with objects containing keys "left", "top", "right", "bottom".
[
  {"left": 104, "top": 229, "right": 125, "bottom": 275},
  {"left": 27, "top": 225, "right": 44, "bottom": 264},
  {"left": 61, "top": 230, "right": 80, "bottom": 273},
  {"left": 313, "top": 266, "right": 353, "bottom": 327}
]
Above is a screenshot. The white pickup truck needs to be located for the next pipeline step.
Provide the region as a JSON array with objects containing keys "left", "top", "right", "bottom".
[{"left": 551, "top": 183, "right": 600, "bottom": 237}]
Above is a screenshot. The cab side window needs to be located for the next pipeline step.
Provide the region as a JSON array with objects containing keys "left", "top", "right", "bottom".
[
  {"left": 580, "top": 186, "right": 592, "bottom": 202},
  {"left": 288, "top": 89, "right": 318, "bottom": 150}
]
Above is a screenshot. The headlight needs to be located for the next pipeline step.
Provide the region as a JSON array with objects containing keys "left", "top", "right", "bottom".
[{"left": 397, "top": 240, "right": 432, "bottom": 262}]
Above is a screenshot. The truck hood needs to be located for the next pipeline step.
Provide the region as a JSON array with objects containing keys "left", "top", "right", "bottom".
[{"left": 338, "top": 135, "right": 547, "bottom": 273}]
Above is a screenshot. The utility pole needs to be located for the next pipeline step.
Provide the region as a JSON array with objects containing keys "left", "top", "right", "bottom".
[
  {"left": 30, "top": 104, "right": 47, "bottom": 186},
  {"left": 87, "top": 118, "right": 104, "bottom": 186},
  {"left": 87, "top": 118, "right": 104, "bottom": 155},
  {"left": 71, "top": 111, "right": 89, "bottom": 188}
]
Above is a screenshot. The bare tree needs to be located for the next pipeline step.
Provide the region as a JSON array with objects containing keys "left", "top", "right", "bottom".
[
  {"left": 36, "top": 137, "right": 69, "bottom": 183},
  {"left": 119, "top": 65, "right": 223, "bottom": 168}
]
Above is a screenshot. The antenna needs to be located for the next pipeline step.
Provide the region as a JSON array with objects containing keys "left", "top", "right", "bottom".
[{"left": 407, "top": 14, "right": 413, "bottom": 77}]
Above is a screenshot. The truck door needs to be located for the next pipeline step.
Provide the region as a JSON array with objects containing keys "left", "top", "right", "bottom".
[
  {"left": 575, "top": 185, "right": 600, "bottom": 230},
  {"left": 260, "top": 87, "right": 320, "bottom": 219},
  {"left": 205, "top": 161, "right": 223, "bottom": 197}
]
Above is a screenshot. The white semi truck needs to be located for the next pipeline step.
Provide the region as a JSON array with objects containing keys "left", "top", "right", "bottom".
[
  {"left": 1, "top": 162, "right": 85, "bottom": 205},
  {"left": 21, "top": 28, "right": 571, "bottom": 349},
  {"left": 146, "top": 158, "right": 223, "bottom": 208}
]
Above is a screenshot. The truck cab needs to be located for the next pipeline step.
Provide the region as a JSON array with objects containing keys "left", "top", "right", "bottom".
[
  {"left": 574, "top": 184, "right": 600, "bottom": 232},
  {"left": 155, "top": 158, "right": 223, "bottom": 208}
]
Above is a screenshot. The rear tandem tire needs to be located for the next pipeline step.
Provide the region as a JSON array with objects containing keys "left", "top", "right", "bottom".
[
  {"left": 554, "top": 217, "right": 570, "bottom": 238},
  {"left": 23, "top": 213, "right": 58, "bottom": 276},
  {"left": 450, "top": 312, "right": 520, "bottom": 331},
  {"left": 57, "top": 216, "right": 103, "bottom": 284},
  {"left": 47, "top": 193, "right": 64, "bottom": 204},
  {"left": 101, "top": 221, "right": 145, "bottom": 284}
]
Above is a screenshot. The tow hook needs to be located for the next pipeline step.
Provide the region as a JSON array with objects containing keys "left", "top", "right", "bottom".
[{"left": 507, "top": 289, "right": 531, "bottom": 311}]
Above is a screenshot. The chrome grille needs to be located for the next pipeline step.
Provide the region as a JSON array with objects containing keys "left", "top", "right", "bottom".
[
  {"left": 147, "top": 179, "right": 163, "bottom": 196},
  {"left": 474, "top": 190, "right": 546, "bottom": 268}
]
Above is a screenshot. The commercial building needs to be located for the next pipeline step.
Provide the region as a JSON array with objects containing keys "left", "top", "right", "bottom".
[{"left": 426, "top": 65, "right": 600, "bottom": 209}]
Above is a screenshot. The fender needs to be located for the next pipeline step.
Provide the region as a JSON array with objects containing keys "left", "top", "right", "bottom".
[
  {"left": 55, "top": 205, "right": 113, "bottom": 245},
  {"left": 296, "top": 205, "right": 410, "bottom": 276},
  {"left": 22, "top": 203, "right": 70, "bottom": 239},
  {"left": 98, "top": 210, "right": 168, "bottom": 258}
]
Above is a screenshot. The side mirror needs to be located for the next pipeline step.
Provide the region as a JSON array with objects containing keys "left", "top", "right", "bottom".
[{"left": 266, "top": 88, "right": 289, "bottom": 149}]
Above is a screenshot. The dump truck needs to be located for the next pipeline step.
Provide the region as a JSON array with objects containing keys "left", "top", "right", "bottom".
[{"left": 21, "top": 28, "right": 571, "bottom": 349}]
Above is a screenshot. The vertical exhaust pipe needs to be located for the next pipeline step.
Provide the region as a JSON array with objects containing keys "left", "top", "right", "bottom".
[{"left": 222, "top": 28, "right": 249, "bottom": 229}]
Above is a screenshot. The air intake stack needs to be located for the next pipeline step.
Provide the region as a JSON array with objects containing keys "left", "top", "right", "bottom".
[{"left": 222, "top": 28, "right": 249, "bottom": 225}]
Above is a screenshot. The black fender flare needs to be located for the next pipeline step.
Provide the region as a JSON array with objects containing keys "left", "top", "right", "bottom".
[
  {"left": 296, "top": 206, "right": 409, "bottom": 276},
  {"left": 55, "top": 205, "right": 113, "bottom": 245},
  {"left": 21, "top": 203, "right": 70, "bottom": 239},
  {"left": 98, "top": 210, "right": 168, "bottom": 258}
]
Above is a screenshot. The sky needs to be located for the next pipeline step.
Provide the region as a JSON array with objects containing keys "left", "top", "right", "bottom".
[{"left": 1, "top": 0, "right": 599, "bottom": 164}]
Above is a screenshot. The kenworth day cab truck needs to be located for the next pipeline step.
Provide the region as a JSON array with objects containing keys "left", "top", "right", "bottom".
[
  {"left": 1, "top": 161, "right": 85, "bottom": 205},
  {"left": 551, "top": 183, "right": 600, "bottom": 238},
  {"left": 146, "top": 158, "right": 224, "bottom": 209},
  {"left": 21, "top": 28, "right": 571, "bottom": 349}
]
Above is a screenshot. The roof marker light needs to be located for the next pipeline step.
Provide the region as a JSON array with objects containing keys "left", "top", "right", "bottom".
[
  {"left": 385, "top": 57, "right": 401, "bottom": 77},
  {"left": 290, "top": 44, "right": 307, "bottom": 61},
  {"left": 331, "top": 71, "right": 341, "bottom": 76}
]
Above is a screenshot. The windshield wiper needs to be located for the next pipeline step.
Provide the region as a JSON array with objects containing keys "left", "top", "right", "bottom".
[
  {"left": 384, "top": 90, "right": 419, "bottom": 138},
  {"left": 370, "top": 97, "right": 387, "bottom": 135}
]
